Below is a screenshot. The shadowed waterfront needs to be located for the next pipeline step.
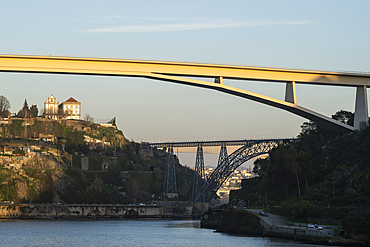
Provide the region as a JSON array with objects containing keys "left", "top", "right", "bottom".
[{"left": 0, "top": 219, "right": 331, "bottom": 246}]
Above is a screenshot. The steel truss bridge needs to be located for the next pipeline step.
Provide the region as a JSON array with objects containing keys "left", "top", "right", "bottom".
[{"left": 143, "top": 138, "right": 295, "bottom": 203}]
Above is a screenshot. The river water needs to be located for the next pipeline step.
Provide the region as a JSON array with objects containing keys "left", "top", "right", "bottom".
[{"left": 0, "top": 219, "right": 330, "bottom": 246}]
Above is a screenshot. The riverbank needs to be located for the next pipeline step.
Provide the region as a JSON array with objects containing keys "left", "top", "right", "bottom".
[
  {"left": 0, "top": 203, "right": 162, "bottom": 219},
  {"left": 201, "top": 208, "right": 367, "bottom": 246},
  {"left": 0, "top": 203, "right": 208, "bottom": 220},
  {"left": 0, "top": 202, "right": 210, "bottom": 219}
]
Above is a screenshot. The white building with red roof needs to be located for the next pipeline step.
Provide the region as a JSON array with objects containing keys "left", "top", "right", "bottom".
[{"left": 58, "top": 97, "right": 81, "bottom": 120}]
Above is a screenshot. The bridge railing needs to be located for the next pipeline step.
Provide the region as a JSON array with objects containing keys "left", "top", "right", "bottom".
[{"left": 141, "top": 138, "right": 297, "bottom": 149}]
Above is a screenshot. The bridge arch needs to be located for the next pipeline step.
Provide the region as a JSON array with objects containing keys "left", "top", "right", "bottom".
[
  {"left": 193, "top": 139, "right": 285, "bottom": 202},
  {"left": 0, "top": 54, "right": 368, "bottom": 132}
]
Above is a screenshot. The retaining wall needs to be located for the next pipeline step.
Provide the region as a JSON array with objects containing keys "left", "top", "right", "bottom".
[
  {"left": 0, "top": 204, "right": 163, "bottom": 219},
  {"left": 259, "top": 217, "right": 331, "bottom": 242}
]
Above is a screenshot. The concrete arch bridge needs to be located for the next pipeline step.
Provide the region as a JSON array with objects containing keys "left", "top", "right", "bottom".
[{"left": 0, "top": 54, "right": 369, "bottom": 132}]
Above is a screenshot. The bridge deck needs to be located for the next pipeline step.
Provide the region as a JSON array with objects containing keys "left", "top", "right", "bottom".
[
  {"left": 142, "top": 138, "right": 295, "bottom": 148},
  {"left": 1, "top": 54, "right": 370, "bottom": 86},
  {"left": 0, "top": 54, "right": 361, "bottom": 133}
]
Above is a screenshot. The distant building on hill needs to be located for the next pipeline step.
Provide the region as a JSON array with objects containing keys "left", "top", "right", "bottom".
[
  {"left": 44, "top": 94, "right": 59, "bottom": 120},
  {"left": 44, "top": 95, "right": 81, "bottom": 120},
  {"left": 59, "top": 97, "right": 81, "bottom": 120}
]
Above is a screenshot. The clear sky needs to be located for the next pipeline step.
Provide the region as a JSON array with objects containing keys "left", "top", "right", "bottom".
[{"left": 1, "top": 1, "right": 370, "bottom": 167}]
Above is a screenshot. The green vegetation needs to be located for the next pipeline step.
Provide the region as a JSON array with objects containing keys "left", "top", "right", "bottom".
[
  {"left": 0, "top": 118, "right": 195, "bottom": 205},
  {"left": 13, "top": 147, "right": 25, "bottom": 156},
  {"left": 201, "top": 208, "right": 262, "bottom": 234},
  {"left": 230, "top": 110, "right": 370, "bottom": 241},
  {"left": 342, "top": 216, "right": 370, "bottom": 242},
  {"left": 63, "top": 146, "right": 194, "bottom": 204},
  {"left": 219, "top": 208, "right": 262, "bottom": 232},
  {"left": 0, "top": 167, "right": 17, "bottom": 201},
  {"left": 0, "top": 95, "right": 11, "bottom": 118},
  {"left": 65, "top": 128, "right": 89, "bottom": 154}
]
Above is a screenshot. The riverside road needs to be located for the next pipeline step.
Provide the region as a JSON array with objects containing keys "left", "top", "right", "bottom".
[{"left": 246, "top": 209, "right": 334, "bottom": 237}]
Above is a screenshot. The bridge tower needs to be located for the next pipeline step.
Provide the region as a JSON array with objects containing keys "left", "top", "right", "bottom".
[
  {"left": 192, "top": 143, "right": 205, "bottom": 201},
  {"left": 217, "top": 142, "right": 229, "bottom": 167},
  {"left": 163, "top": 146, "right": 178, "bottom": 198},
  {"left": 194, "top": 142, "right": 230, "bottom": 202}
]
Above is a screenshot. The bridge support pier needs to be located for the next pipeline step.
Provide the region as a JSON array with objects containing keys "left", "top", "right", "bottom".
[
  {"left": 285, "top": 81, "right": 297, "bottom": 104},
  {"left": 163, "top": 146, "right": 178, "bottom": 198},
  {"left": 218, "top": 142, "right": 229, "bottom": 167},
  {"left": 354, "top": 86, "right": 369, "bottom": 130},
  {"left": 214, "top": 76, "right": 223, "bottom": 84},
  {"left": 192, "top": 143, "right": 205, "bottom": 201}
]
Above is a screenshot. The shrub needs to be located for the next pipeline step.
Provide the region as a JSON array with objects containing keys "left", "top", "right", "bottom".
[{"left": 342, "top": 216, "right": 370, "bottom": 242}]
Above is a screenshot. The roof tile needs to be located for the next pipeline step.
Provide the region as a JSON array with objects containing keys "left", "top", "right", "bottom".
[{"left": 65, "top": 97, "right": 78, "bottom": 103}]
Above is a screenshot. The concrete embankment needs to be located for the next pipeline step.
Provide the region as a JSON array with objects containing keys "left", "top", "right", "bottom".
[
  {"left": 259, "top": 217, "right": 331, "bottom": 244},
  {"left": 201, "top": 208, "right": 366, "bottom": 246},
  {"left": 0, "top": 204, "right": 163, "bottom": 219},
  {"left": 248, "top": 209, "right": 334, "bottom": 242},
  {"left": 0, "top": 202, "right": 209, "bottom": 219}
]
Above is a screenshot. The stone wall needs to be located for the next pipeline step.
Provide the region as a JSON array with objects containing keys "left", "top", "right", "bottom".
[
  {"left": 0, "top": 204, "right": 163, "bottom": 219},
  {"left": 260, "top": 218, "right": 329, "bottom": 239}
]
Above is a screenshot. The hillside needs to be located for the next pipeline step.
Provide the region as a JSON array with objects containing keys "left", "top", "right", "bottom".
[
  {"left": 230, "top": 110, "right": 370, "bottom": 242},
  {"left": 0, "top": 118, "right": 194, "bottom": 205}
]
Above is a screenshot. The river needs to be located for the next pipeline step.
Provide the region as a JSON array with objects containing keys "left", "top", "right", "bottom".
[{"left": 0, "top": 219, "right": 331, "bottom": 246}]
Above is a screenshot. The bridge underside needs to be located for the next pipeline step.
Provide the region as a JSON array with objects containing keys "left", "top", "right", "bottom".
[
  {"left": 147, "top": 74, "right": 357, "bottom": 133},
  {"left": 0, "top": 54, "right": 368, "bottom": 132}
]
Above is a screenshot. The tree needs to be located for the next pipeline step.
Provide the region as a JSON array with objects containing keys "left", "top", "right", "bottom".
[
  {"left": 299, "top": 110, "right": 353, "bottom": 139},
  {"left": 30, "top": 105, "right": 38, "bottom": 118},
  {"left": 297, "top": 150, "right": 314, "bottom": 197},
  {"left": 65, "top": 129, "right": 89, "bottom": 154},
  {"left": 253, "top": 157, "right": 270, "bottom": 177},
  {"left": 269, "top": 144, "right": 300, "bottom": 198},
  {"left": 58, "top": 108, "right": 72, "bottom": 119},
  {"left": 0, "top": 95, "right": 11, "bottom": 118},
  {"left": 284, "top": 148, "right": 301, "bottom": 198},
  {"left": 84, "top": 113, "right": 94, "bottom": 123},
  {"left": 17, "top": 99, "right": 31, "bottom": 118},
  {"left": 332, "top": 110, "right": 354, "bottom": 126},
  {"left": 89, "top": 176, "right": 104, "bottom": 203}
]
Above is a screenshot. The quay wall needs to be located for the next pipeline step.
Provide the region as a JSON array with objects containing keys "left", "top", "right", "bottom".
[
  {"left": 201, "top": 209, "right": 339, "bottom": 245},
  {"left": 0, "top": 204, "right": 163, "bottom": 219},
  {"left": 259, "top": 218, "right": 330, "bottom": 241}
]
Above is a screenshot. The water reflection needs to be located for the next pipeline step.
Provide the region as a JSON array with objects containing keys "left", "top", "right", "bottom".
[{"left": 0, "top": 219, "right": 329, "bottom": 247}]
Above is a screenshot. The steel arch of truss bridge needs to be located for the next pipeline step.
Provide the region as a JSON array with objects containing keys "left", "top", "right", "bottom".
[{"left": 193, "top": 139, "right": 287, "bottom": 203}]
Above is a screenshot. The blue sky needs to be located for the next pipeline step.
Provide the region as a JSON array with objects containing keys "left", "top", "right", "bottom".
[{"left": 1, "top": 1, "right": 370, "bottom": 167}]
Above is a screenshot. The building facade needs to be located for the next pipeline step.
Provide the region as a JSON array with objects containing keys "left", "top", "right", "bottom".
[
  {"left": 44, "top": 95, "right": 59, "bottom": 120},
  {"left": 59, "top": 97, "right": 81, "bottom": 120}
]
